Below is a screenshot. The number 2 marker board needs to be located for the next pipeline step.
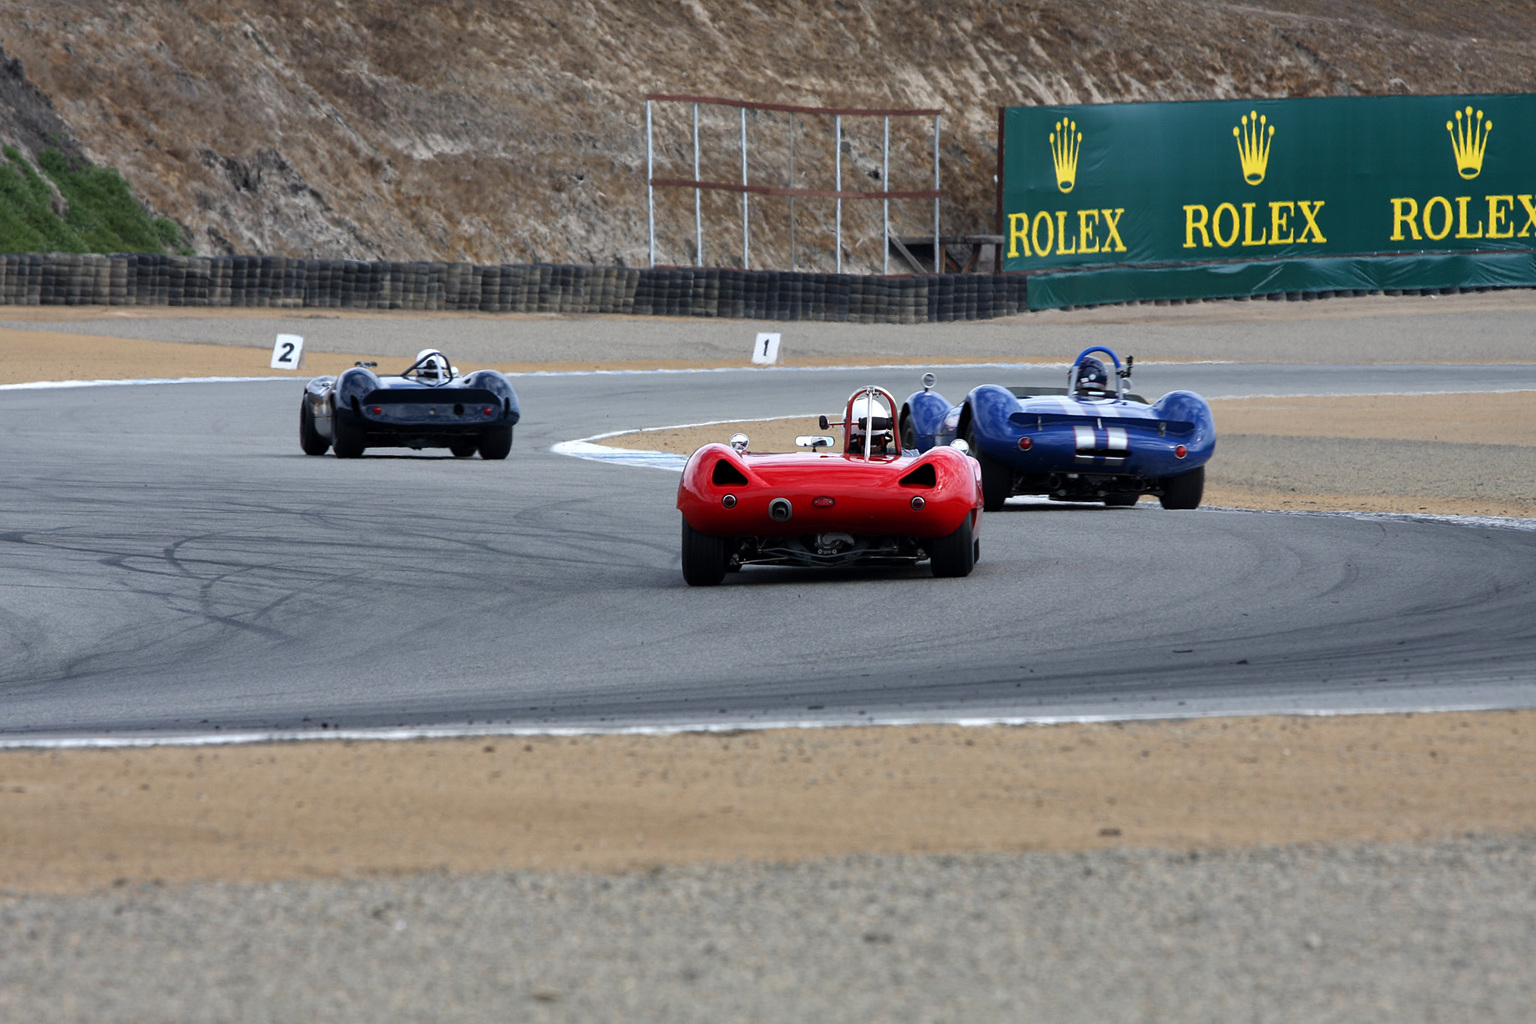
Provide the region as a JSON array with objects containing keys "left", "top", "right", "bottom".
[{"left": 271, "top": 334, "right": 306, "bottom": 370}]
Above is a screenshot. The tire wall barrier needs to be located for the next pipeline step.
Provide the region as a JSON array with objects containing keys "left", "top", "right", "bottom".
[{"left": 0, "top": 254, "right": 1029, "bottom": 323}]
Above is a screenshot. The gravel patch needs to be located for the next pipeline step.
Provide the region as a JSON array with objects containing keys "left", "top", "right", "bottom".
[
  {"left": 2, "top": 836, "right": 1532, "bottom": 1023},
  {"left": 1213, "top": 435, "right": 1536, "bottom": 504}
]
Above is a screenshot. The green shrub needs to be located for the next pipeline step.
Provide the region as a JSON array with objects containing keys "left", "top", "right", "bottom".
[{"left": 0, "top": 146, "right": 188, "bottom": 254}]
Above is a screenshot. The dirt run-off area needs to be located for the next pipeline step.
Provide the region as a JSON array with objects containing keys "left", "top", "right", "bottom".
[{"left": 4, "top": 713, "right": 1534, "bottom": 895}]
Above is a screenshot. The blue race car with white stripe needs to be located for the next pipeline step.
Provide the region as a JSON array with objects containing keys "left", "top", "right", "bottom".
[{"left": 901, "top": 347, "right": 1214, "bottom": 511}]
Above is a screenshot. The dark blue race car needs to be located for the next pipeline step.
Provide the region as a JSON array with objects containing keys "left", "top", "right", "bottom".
[
  {"left": 300, "top": 349, "right": 521, "bottom": 459},
  {"left": 902, "top": 346, "right": 1215, "bottom": 511}
]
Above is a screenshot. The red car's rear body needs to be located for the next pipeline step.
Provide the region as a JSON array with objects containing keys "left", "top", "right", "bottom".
[
  {"left": 675, "top": 386, "right": 984, "bottom": 584},
  {"left": 679, "top": 443, "right": 980, "bottom": 541}
]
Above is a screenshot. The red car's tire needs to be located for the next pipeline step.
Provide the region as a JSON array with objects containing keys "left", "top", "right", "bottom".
[
  {"left": 681, "top": 519, "right": 728, "bottom": 586},
  {"left": 929, "top": 514, "right": 975, "bottom": 578},
  {"left": 299, "top": 399, "right": 330, "bottom": 456},
  {"left": 1159, "top": 465, "right": 1204, "bottom": 509}
]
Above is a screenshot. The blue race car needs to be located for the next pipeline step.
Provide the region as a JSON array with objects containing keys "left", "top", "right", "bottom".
[
  {"left": 902, "top": 346, "right": 1214, "bottom": 511},
  {"left": 300, "top": 349, "right": 521, "bottom": 459}
]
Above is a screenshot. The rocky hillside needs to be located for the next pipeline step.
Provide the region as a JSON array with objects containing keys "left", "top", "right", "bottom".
[{"left": 1, "top": 1, "right": 1533, "bottom": 272}]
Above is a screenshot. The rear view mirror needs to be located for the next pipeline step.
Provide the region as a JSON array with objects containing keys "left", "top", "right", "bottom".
[{"left": 796, "top": 435, "right": 836, "bottom": 449}]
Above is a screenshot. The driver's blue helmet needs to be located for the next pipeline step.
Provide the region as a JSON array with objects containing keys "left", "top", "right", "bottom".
[{"left": 1074, "top": 356, "right": 1109, "bottom": 393}]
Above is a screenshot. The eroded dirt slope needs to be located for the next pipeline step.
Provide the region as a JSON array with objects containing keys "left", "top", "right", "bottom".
[{"left": 1, "top": 1, "right": 1534, "bottom": 268}]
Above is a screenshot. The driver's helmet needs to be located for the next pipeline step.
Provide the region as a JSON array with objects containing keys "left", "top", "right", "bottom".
[
  {"left": 847, "top": 394, "right": 894, "bottom": 453},
  {"left": 1074, "top": 356, "right": 1109, "bottom": 395},
  {"left": 414, "top": 348, "right": 450, "bottom": 380}
]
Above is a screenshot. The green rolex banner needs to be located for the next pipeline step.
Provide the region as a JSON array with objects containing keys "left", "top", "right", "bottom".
[{"left": 998, "top": 94, "right": 1536, "bottom": 308}]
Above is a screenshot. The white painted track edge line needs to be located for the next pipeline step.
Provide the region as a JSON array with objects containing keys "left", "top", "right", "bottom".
[
  {"left": 0, "top": 375, "right": 300, "bottom": 390},
  {"left": 3, "top": 701, "right": 1531, "bottom": 750}
]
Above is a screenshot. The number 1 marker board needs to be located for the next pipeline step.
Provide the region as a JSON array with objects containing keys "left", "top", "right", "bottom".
[
  {"left": 271, "top": 334, "right": 306, "bottom": 370},
  {"left": 751, "top": 332, "right": 781, "bottom": 366}
]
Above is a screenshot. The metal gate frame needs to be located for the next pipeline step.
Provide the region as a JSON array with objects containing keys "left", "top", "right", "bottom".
[{"left": 645, "top": 93, "right": 943, "bottom": 274}]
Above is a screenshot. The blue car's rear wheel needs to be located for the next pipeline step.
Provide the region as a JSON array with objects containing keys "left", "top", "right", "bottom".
[
  {"left": 332, "top": 407, "right": 366, "bottom": 458},
  {"left": 899, "top": 405, "right": 916, "bottom": 451},
  {"left": 299, "top": 399, "right": 330, "bottom": 456},
  {"left": 929, "top": 514, "right": 975, "bottom": 578},
  {"left": 1159, "top": 465, "right": 1204, "bottom": 509},
  {"left": 681, "top": 519, "right": 727, "bottom": 586},
  {"left": 967, "top": 432, "right": 1011, "bottom": 512},
  {"left": 478, "top": 425, "right": 513, "bottom": 460}
]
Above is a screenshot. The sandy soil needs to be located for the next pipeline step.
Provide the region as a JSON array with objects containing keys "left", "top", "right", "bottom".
[
  {"left": 3, "top": 313, "right": 1534, "bottom": 895},
  {"left": 4, "top": 712, "right": 1534, "bottom": 896}
]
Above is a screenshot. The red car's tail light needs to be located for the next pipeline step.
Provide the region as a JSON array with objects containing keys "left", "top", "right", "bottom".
[
  {"left": 910, "top": 496, "right": 926, "bottom": 510},
  {"left": 721, "top": 494, "right": 737, "bottom": 508},
  {"left": 1017, "top": 436, "right": 1033, "bottom": 451},
  {"left": 1175, "top": 444, "right": 1188, "bottom": 459},
  {"left": 813, "top": 496, "right": 835, "bottom": 508}
]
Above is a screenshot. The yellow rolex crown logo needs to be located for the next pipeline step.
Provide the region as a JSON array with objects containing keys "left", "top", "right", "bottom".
[
  {"left": 1232, "top": 111, "right": 1274, "bottom": 186},
  {"left": 1446, "top": 106, "right": 1492, "bottom": 180},
  {"left": 1049, "top": 118, "right": 1081, "bottom": 194}
]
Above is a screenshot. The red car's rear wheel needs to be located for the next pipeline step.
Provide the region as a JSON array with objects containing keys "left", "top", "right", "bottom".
[
  {"left": 928, "top": 513, "right": 975, "bottom": 578},
  {"left": 681, "top": 518, "right": 728, "bottom": 586}
]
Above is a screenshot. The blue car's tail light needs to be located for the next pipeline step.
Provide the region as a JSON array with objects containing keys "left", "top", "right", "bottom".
[
  {"left": 1017, "top": 436, "right": 1033, "bottom": 451},
  {"left": 1175, "top": 444, "right": 1188, "bottom": 459}
]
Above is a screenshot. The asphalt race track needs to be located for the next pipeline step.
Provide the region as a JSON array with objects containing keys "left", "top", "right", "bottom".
[{"left": 3, "top": 361, "right": 1535, "bottom": 740}]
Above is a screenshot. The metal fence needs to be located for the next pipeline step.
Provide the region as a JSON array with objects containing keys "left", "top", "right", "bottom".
[
  {"left": 645, "top": 94, "right": 943, "bottom": 274},
  {"left": 0, "top": 253, "right": 1028, "bottom": 322}
]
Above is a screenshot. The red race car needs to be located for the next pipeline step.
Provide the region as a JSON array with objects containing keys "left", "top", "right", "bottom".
[{"left": 676, "top": 386, "right": 984, "bottom": 585}]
